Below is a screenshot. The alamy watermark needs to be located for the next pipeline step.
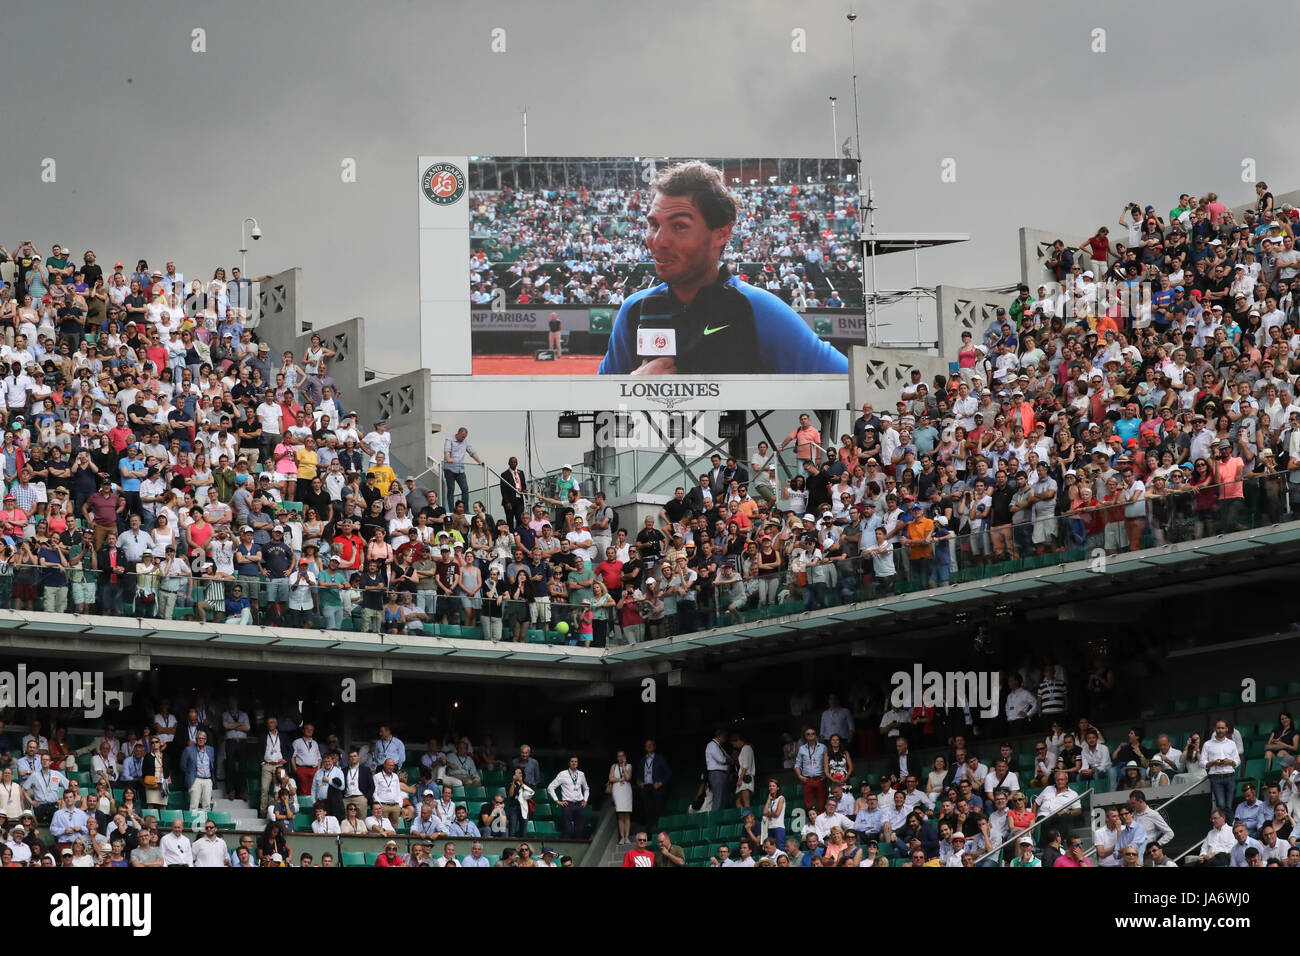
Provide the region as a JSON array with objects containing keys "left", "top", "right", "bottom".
[
  {"left": 890, "top": 665, "right": 1001, "bottom": 719},
  {"left": 0, "top": 665, "right": 106, "bottom": 719}
]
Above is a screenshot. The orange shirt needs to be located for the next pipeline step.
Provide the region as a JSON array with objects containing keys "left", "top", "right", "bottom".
[
  {"left": 785, "top": 425, "right": 822, "bottom": 460},
  {"left": 906, "top": 516, "right": 934, "bottom": 559}
]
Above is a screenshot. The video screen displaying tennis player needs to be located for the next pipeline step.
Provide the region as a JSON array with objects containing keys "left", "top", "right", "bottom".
[{"left": 467, "top": 156, "right": 862, "bottom": 376}]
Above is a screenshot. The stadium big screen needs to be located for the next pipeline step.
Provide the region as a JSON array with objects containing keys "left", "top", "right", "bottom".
[{"left": 431, "top": 156, "right": 864, "bottom": 378}]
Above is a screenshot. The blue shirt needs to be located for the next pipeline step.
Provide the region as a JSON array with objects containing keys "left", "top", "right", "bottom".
[
  {"left": 447, "top": 819, "right": 481, "bottom": 838},
  {"left": 1114, "top": 416, "right": 1141, "bottom": 445},
  {"left": 794, "top": 742, "right": 826, "bottom": 779},
  {"left": 461, "top": 853, "right": 491, "bottom": 867},
  {"left": 312, "top": 766, "right": 344, "bottom": 802},
  {"left": 1115, "top": 820, "right": 1148, "bottom": 862},
  {"left": 372, "top": 736, "right": 406, "bottom": 770},
  {"left": 50, "top": 806, "right": 88, "bottom": 843},
  {"left": 853, "top": 807, "right": 884, "bottom": 835},
  {"left": 25, "top": 769, "right": 67, "bottom": 804},
  {"left": 1229, "top": 836, "right": 1264, "bottom": 867},
  {"left": 411, "top": 814, "right": 447, "bottom": 838},
  {"left": 118, "top": 455, "right": 144, "bottom": 492},
  {"left": 1233, "top": 799, "right": 1269, "bottom": 837}
]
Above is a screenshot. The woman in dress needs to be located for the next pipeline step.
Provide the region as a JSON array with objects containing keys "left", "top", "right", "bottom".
[
  {"left": 257, "top": 821, "right": 291, "bottom": 863},
  {"left": 117, "top": 787, "right": 145, "bottom": 830},
  {"left": 761, "top": 778, "right": 786, "bottom": 850},
  {"left": 609, "top": 750, "right": 634, "bottom": 844},
  {"left": 48, "top": 726, "right": 74, "bottom": 773},
  {"left": 1265, "top": 711, "right": 1299, "bottom": 771},
  {"left": 505, "top": 571, "right": 533, "bottom": 643},
  {"left": 506, "top": 766, "right": 533, "bottom": 837},
  {"left": 823, "top": 734, "right": 853, "bottom": 790},
  {"left": 927, "top": 755, "right": 948, "bottom": 796},
  {"left": 733, "top": 731, "right": 756, "bottom": 808},
  {"left": 143, "top": 736, "right": 168, "bottom": 811}
]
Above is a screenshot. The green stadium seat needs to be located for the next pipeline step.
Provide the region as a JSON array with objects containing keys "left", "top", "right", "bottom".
[
  {"left": 363, "top": 852, "right": 381, "bottom": 866},
  {"left": 1286, "top": 681, "right": 1300, "bottom": 697},
  {"left": 465, "top": 786, "right": 487, "bottom": 802},
  {"left": 1214, "top": 692, "right": 1235, "bottom": 708},
  {"left": 342, "top": 851, "right": 366, "bottom": 867},
  {"left": 209, "top": 811, "right": 235, "bottom": 830},
  {"left": 1264, "top": 684, "right": 1283, "bottom": 700},
  {"left": 1242, "top": 759, "right": 1266, "bottom": 784},
  {"left": 532, "top": 804, "right": 554, "bottom": 821},
  {"left": 167, "top": 790, "right": 187, "bottom": 809},
  {"left": 159, "top": 810, "right": 182, "bottom": 825},
  {"left": 533, "top": 822, "right": 559, "bottom": 837},
  {"left": 294, "top": 813, "right": 313, "bottom": 830},
  {"left": 524, "top": 821, "right": 536, "bottom": 835}
]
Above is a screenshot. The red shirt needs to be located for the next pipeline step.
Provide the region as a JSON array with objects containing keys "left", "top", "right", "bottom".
[
  {"left": 621, "top": 849, "right": 655, "bottom": 867},
  {"left": 108, "top": 426, "right": 135, "bottom": 453},
  {"left": 595, "top": 559, "right": 623, "bottom": 590},
  {"left": 374, "top": 852, "right": 407, "bottom": 867},
  {"left": 332, "top": 533, "right": 365, "bottom": 570}
]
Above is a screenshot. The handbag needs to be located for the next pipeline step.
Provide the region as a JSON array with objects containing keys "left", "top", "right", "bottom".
[{"left": 144, "top": 775, "right": 157, "bottom": 788}]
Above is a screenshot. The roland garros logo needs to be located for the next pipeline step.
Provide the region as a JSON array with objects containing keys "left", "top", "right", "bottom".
[{"left": 421, "top": 162, "right": 466, "bottom": 206}]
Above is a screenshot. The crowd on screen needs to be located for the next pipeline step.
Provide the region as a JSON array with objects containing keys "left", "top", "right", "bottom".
[{"left": 469, "top": 180, "right": 861, "bottom": 308}]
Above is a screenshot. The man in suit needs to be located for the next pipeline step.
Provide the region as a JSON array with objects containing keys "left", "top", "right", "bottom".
[
  {"left": 635, "top": 738, "right": 672, "bottom": 830},
  {"left": 683, "top": 474, "right": 713, "bottom": 520},
  {"left": 181, "top": 730, "right": 217, "bottom": 812},
  {"left": 499, "top": 456, "right": 528, "bottom": 530},
  {"left": 887, "top": 735, "right": 921, "bottom": 786},
  {"left": 706, "top": 454, "right": 726, "bottom": 494},
  {"left": 340, "top": 748, "right": 374, "bottom": 817},
  {"left": 722, "top": 457, "right": 749, "bottom": 487}
]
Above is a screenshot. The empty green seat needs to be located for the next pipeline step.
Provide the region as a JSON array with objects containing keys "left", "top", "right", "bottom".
[
  {"left": 342, "top": 851, "right": 366, "bottom": 867},
  {"left": 159, "top": 810, "right": 182, "bottom": 824},
  {"left": 210, "top": 811, "right": 235, "bottom": 830},
  {"left": 363, "top": 852, "right": 381, "bottom": 866},
  {"left": 464, "top": 786, "right": 487, "bottom": 802}
]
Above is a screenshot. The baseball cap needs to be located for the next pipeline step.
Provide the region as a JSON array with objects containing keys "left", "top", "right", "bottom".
[{"left": 1018, "top": 836, "right": 1035, "bottom": 846}]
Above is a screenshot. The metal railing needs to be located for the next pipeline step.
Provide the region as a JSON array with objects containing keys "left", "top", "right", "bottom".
[
  {"left": 1082, "top": 776, "right": 1203, "bottom": 862},
  {"left": 974, "top": 786, "right": 1094, "bottom": 866}
]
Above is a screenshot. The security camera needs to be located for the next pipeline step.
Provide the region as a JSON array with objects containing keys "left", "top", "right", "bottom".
[
  {"left": 251, "top": 227, "right": 262, "bottom": 241},
  {"left": 846, "top": 11, "right": 857, "bottom": 21}
]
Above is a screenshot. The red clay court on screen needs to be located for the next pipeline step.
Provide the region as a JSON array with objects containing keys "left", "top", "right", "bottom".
[{"left": 472, "top": 354, "right": 604, "bottom": 375}]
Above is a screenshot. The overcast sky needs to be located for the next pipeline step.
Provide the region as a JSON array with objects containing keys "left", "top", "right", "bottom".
[{"left": 5, "top": 0, "right": 1289, "bottom": 475}]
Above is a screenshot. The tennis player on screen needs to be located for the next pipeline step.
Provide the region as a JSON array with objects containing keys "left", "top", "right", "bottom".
[{"left": 597, "top": 161, "right": 850, "bottom": 376}]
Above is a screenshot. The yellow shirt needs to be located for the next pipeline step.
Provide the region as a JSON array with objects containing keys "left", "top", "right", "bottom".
[
  {"left": 295, "top": 448, "right": 319, "bottom": 481},
  {"left": 368, "top": 464, "right": 396, "bottom": 489}
]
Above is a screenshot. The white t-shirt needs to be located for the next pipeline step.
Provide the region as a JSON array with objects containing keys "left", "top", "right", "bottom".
[{"left": 257, "top": 402, "right": 283, "bottom": 437}]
